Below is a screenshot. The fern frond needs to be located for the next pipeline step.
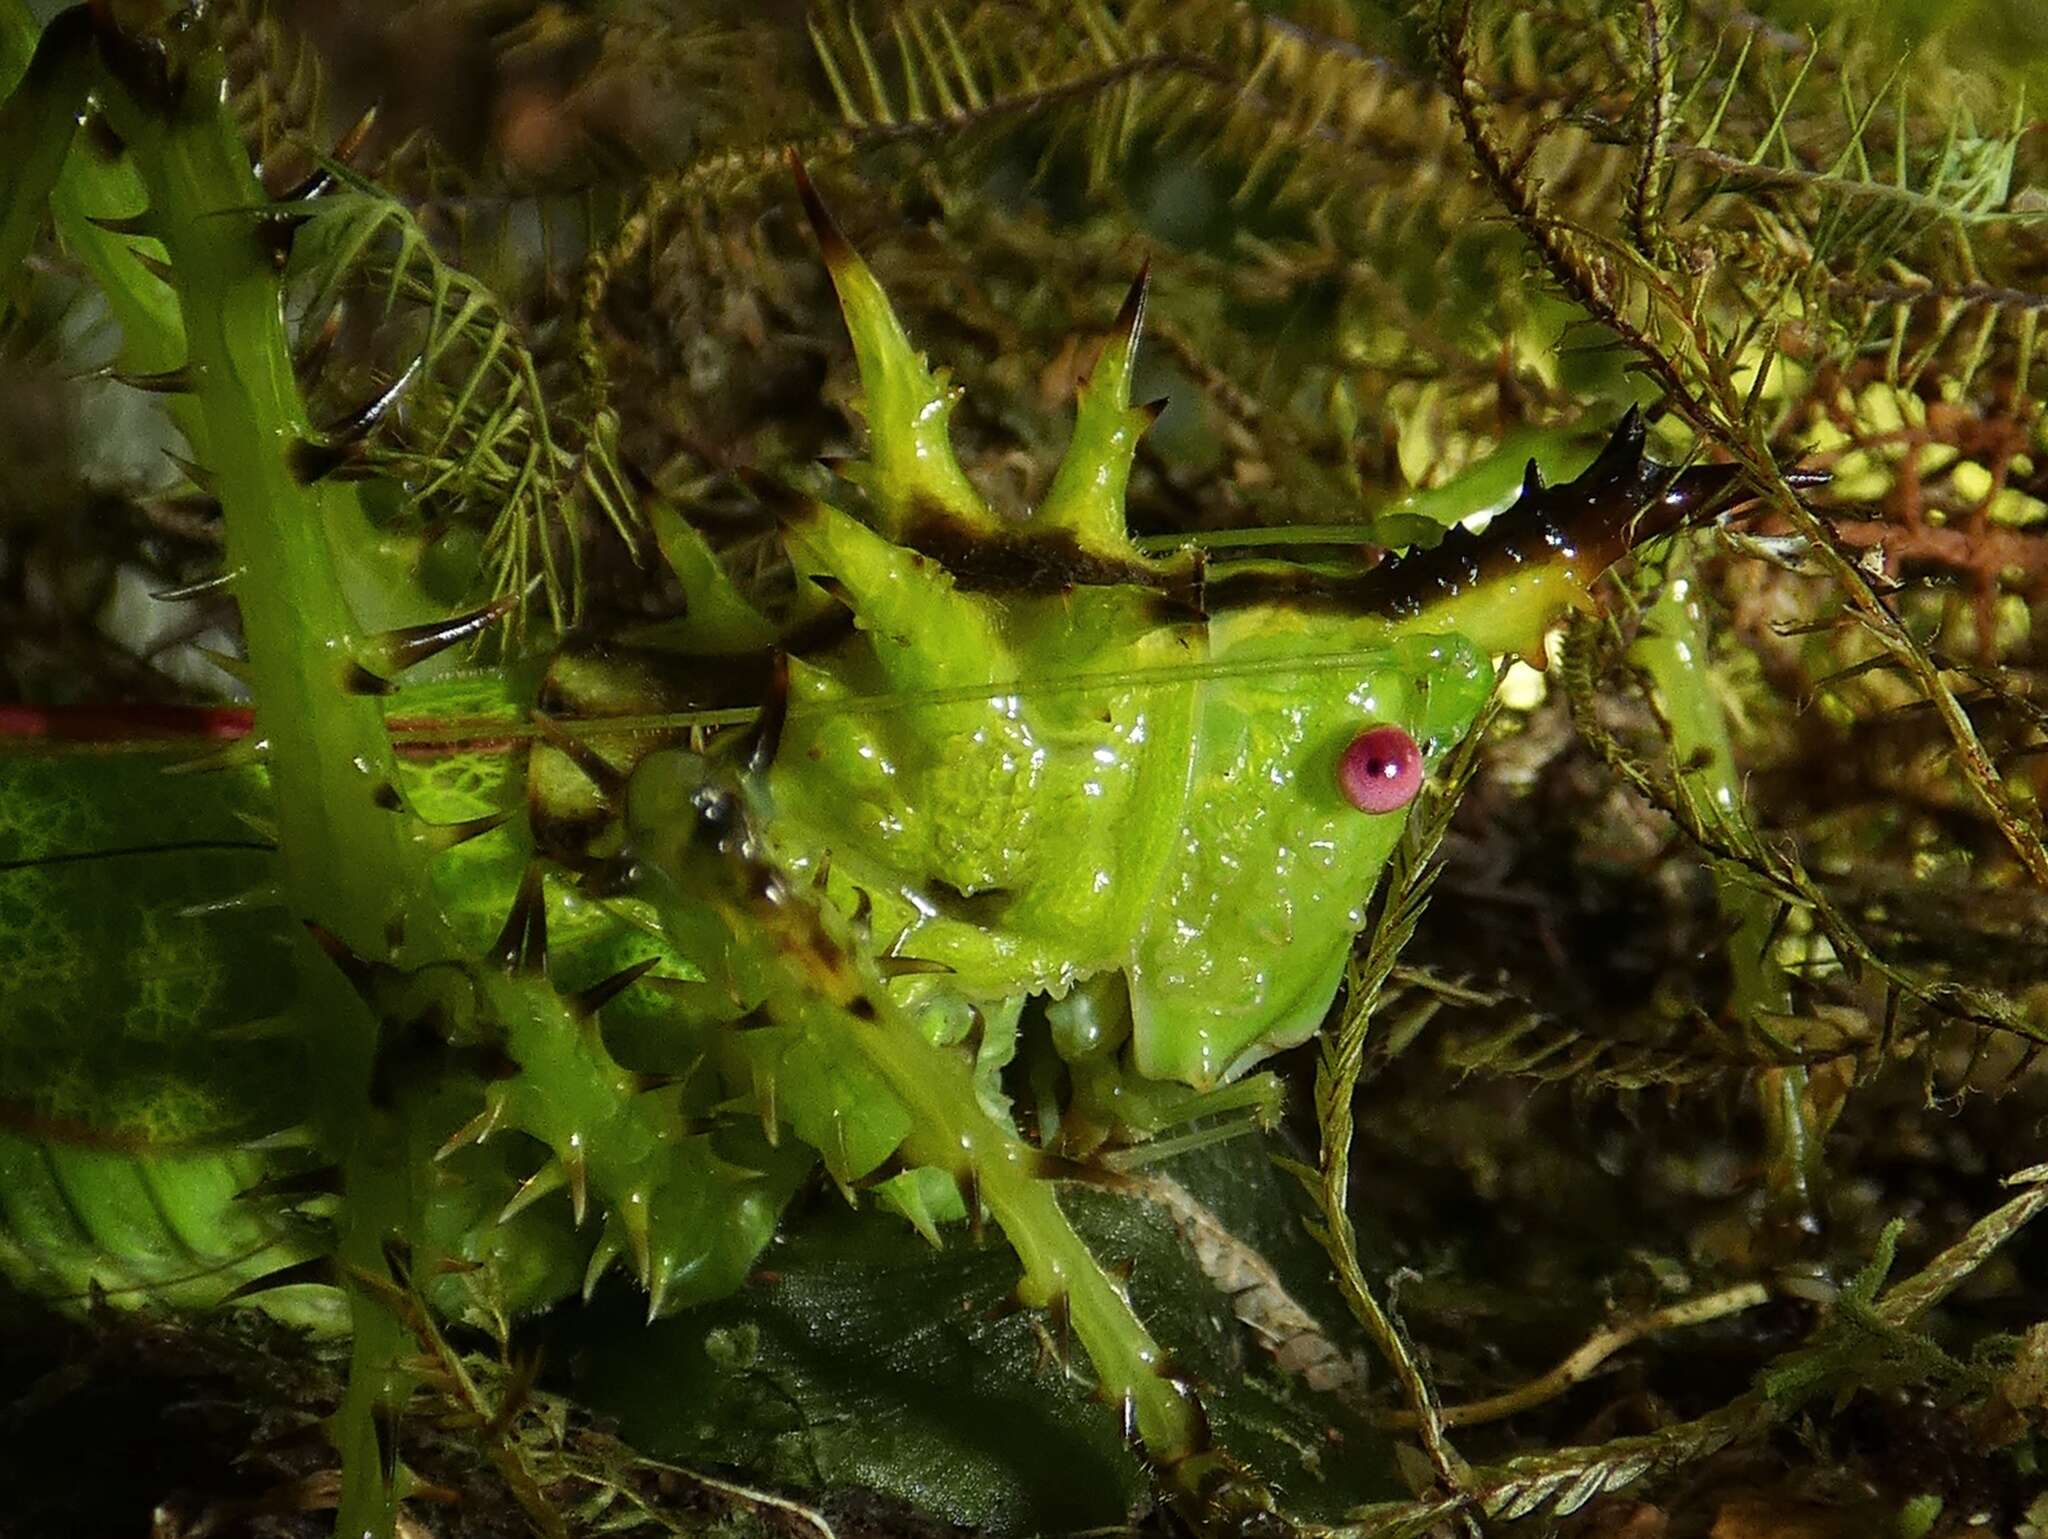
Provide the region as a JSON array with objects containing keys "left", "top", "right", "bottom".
[
  {"left": 1295, "top": 686, "right": 1506, "bottom": 1493},
  {"left": 1657, "top": 16, "right": 2044, "bottom": 399},
  {"left": 291, "top": 169, "right": 637, "bottom": 627},
  {"left": 1342, "top": 1170, "right": 2048, "bottom": 1536},
  {"left": 1436, "top": 1007, "right": 1766, "bottom": 1090},
  {"left": 1558, "top": 607, "right": 2048, "bottom": 1095},
  {"left": 216, "top": 0, "right": 325, "bottom": 171}
]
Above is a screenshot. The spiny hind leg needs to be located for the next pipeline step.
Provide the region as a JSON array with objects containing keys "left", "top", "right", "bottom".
[{"left": 632, "top": 765, "right": 1280, "bottom": 1529}]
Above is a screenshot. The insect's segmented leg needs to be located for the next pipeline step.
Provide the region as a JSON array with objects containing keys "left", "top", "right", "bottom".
[{"left": 631, "top": 766, "right": 1280, "bottom": 1526}]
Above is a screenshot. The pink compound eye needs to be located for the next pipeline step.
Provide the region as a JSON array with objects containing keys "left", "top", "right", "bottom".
[{"left": 1338, "top": 725, "right": 1424, "bottom": 813}]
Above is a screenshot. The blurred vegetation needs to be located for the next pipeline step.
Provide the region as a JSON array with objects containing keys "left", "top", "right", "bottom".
[{"left": 6, "top": 0, "right": 2048, "bottom": 1536}]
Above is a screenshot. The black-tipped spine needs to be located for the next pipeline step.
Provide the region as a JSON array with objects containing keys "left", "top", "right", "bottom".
[
  {"left": 162, "top": 447, "right": 217, "bottom": 492},
  {"left": 291, "top": 357, "right": 421, "bottom": 485},
  {"left": 219, "top": 1255, "right": 339, "bottom": 1303},
  {"left": 788, "top": 151, "right": 854, "bottom": 270},
  {"left": 572, "top": 955, "right": 663, "bottom": 1018},
  {"left": 957, "top": 1164, "right": 984, "bottom": 1245},
  {"left": 235, "top": 1166, "right": 346, "bottom": 1204},
  {"left": 743, "top": 651, "right": 791, "bottom": 779},
  {"left": 492, "top": 864, "right": 549, "bottom": 976},
  {"left": 88, "top": 209, "right": 156, "bottom": 237},
  {"left": 563, "top": 1149, "right": 590, "bottom": 1227},
  {"left": 270, "top": 105, "right": 379, "bottom": 204},
  {"left": 416, "top": 810, "right": 512, "bottom": 854},
  {"left": 364, "top": 593, "right": 519, "bottom": 678},
  {"left": 530, "top": 711, "right": 628, "bottom": 798},
  {"left": 131, "top": 248, "right": 176, "bottom": 285},
  {"left": 304, "top": 919, "right": 380, "bottom": 997},
  {"left": 1112, "top": 261, "right": 1150, "bottom": 350},
  {"left": 873, "top": 955, "right": 955, "bottom": 979},
  {"left": 113, "top": 364, "right": 195, "bottom": 393},
  {"left": 1044, "top": 1291, "right": 1073, "bottom": 1368},
  {"left": 343, "top": 659, "right": 397, "bottom": 696}
]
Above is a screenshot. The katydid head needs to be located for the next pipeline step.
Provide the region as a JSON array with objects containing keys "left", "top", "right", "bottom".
[{"left": 1116, "top": 423, "right": 1785, "bottom": 1085}]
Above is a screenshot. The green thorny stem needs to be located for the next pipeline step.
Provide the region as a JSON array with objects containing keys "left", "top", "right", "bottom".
[
  {"left": 18, "top": 14, "right": 598, "bottom": 1535},
  {"left": 72, "top": 20, "right": 439, "bottom": 1536},
  {"left": 59, "top": 29, "right": 692, "bottom": 1533}
]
